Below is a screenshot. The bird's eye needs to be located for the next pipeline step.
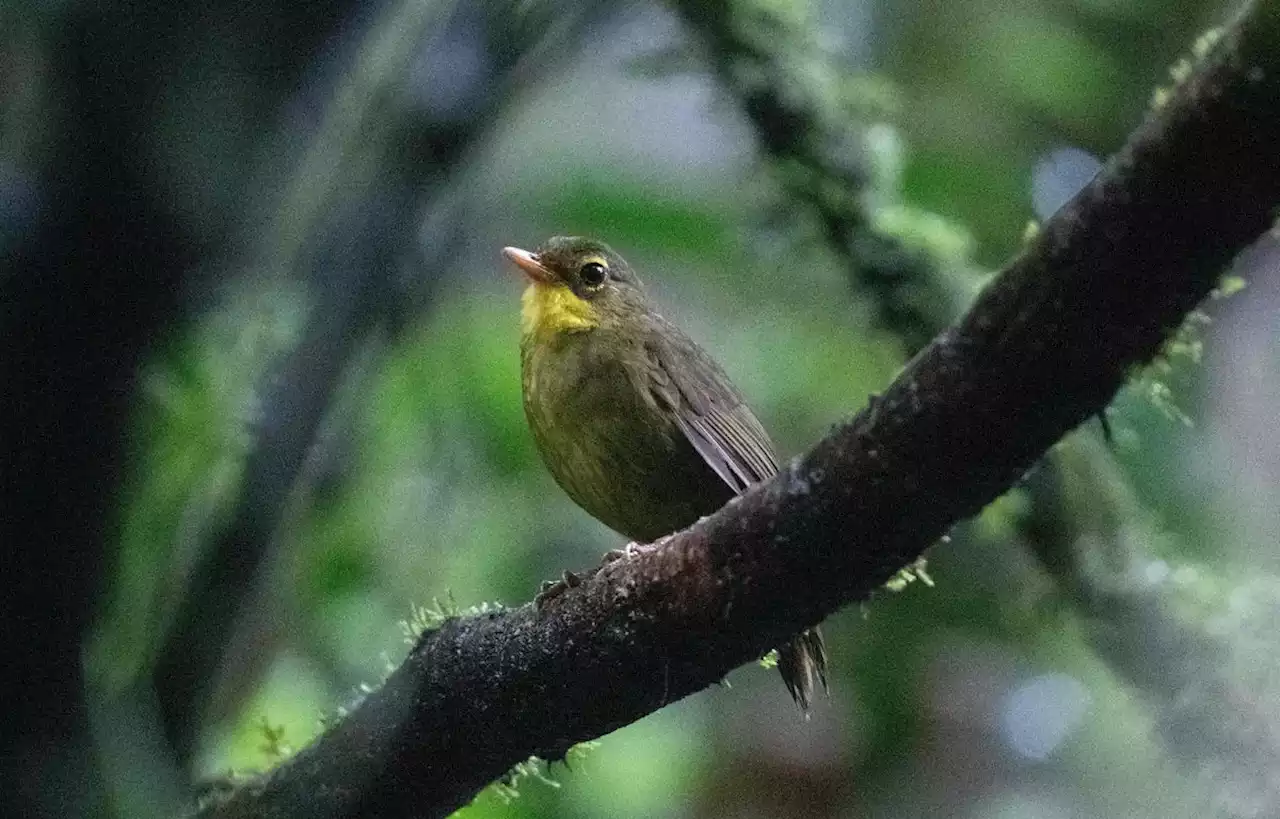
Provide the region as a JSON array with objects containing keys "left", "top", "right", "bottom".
[{"left": 579, "top": 261, "right": 607, "bottom": 287}]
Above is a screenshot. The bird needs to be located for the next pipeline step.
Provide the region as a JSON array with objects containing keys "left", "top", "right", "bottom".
[{"left": 503, "top": 235, "right": 827, "bottom": 711}]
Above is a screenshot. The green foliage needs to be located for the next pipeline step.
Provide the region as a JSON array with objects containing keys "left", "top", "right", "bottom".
[
  {"left": 978, "top": 11, "right": 1125, "bottom": 127},
  {"left": 974, "top": 489, "right": 1032, "bottom": 543},
  {"left": 872, "top": 205, "right": 975, "bottom": 270},
  {"left": 901, "top": 147, "right": 1029, "bottom": 265},
  {"left": 197, "top": 653, "right": 333, "bottom": 779}
]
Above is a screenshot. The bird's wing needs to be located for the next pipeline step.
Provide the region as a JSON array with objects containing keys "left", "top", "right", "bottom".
[{"left": 644, "top": 324, "right": 778, "bottom": 494}]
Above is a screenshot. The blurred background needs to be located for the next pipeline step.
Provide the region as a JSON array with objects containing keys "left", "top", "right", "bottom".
[{"left": 4, "top": 0, "right": 1280, "bottom": 817}]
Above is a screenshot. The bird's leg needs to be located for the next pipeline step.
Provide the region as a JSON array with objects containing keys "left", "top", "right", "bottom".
[{"left": 534, "top": 569, "right": 582, "bottom": 608}]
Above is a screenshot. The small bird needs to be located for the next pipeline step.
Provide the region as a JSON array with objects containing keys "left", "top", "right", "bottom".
[{"left": 504, "top": 236, "right": 828, "bottom": 711}]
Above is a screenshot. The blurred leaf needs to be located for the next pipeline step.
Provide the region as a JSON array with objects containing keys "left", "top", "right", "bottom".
[{"left": 976, "top": 10, "right": 1125, "bottom": 127}]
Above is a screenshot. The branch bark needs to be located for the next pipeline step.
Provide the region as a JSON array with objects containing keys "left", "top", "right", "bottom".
[
  {"left": 672, "top": 5, "right": 1280, "bottom": 813},
  {"left": 199, "top": 1, "right": 1280, "bottom": 816}
]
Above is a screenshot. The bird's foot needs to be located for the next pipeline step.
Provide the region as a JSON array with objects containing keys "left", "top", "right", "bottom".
[
  {"left": 535, "top": 569, "right": 582, "bottom": 608},
  {"left": 601, "top": 541, "right": 644, "bottom": 564}
]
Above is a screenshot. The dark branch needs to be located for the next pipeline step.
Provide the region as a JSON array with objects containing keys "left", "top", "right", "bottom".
[
  {"left": 0, "top": 3, "right": 220, "bottom": 815},
  {"left": 676, "top": 4, "right": 1280, "bottom": 811},
  {"left": 199, "top": 2, "right": 1280, "bottom": 817}
]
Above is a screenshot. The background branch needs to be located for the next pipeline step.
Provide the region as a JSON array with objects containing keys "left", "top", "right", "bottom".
[
  {"left": 672, "top": 0, "right": 973, "bottom": 350},
  {"left": 198, "top": 2, "right": 1280, "bottom": 817}
]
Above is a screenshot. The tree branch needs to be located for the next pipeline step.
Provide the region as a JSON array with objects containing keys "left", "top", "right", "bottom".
[
  {"left": 199, "top": 1, "right": 1280, "bottom": 816},
  {"left": 673, "top": 5, "right": 1280, "bottom": 812}
]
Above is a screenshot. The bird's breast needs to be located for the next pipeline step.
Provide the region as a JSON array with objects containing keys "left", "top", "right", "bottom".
[{"left": 521, "top": 332, "right": 725, "bottom": 541}]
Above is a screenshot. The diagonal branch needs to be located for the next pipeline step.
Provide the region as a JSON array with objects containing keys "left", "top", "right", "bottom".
[
  {"left": 674, "top": 5, "right": 1280, "bottom": 813},
  {"left": 198, "top": 1, "right": 1280, "bottom": 817}
]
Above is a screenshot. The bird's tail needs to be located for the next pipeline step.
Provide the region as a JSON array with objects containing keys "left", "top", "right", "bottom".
[{"left": 776, "top": 627, "right": 829, "bottom": 714}]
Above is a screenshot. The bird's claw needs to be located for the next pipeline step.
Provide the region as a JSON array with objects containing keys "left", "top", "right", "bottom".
[
  {"left": 535, "top": 569, "right": 582, "bottom": 608},
  {"left": 602, "top": 541, "right": 643, "bottom": 564},
  {"left": 537, "top": 542, "right": 649, "bottom": 608}
]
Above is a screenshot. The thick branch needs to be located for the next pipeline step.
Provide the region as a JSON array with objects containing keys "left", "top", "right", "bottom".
[
  {"left": 678, "top": 3, "right": 1280, "bottom": 810},
  {"left": 200, "top": 2, "right": 1280, "bottom": 817}
]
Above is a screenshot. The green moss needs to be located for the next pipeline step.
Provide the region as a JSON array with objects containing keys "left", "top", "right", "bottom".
[
  {"left": 470, "top": 741, "right": 601, "bottom": 809},
  {"left": 883, "top": 556, "right": 935, "bottom": 592},
  {"left": 401, "top": 594, "right": 507, "bottom": 644},
  {"left": 1138, "top": 378, "right": 1193, "bottom": 427},
  {"left": 257, "top": 717, "right": 293, "bottom": 762},
  {"left": 1212, "top": 274, "right": 1247, "bottom": 299},
  {"left": 1151, "top": 26, "right": 1226, "bottom": 112}
]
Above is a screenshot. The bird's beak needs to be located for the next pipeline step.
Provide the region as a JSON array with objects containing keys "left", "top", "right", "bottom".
[{"left": 502, "top": 246, "right": 556, "bottom": 284}]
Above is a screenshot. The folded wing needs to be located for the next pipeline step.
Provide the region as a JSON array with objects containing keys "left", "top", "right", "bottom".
[{"left": 644, "top": 327, "right": 778, "bottom": 493}]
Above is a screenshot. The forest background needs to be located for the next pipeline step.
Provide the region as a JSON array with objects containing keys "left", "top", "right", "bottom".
[{"left": 4, "top": 0, "right": 1280, "bottom": 817}]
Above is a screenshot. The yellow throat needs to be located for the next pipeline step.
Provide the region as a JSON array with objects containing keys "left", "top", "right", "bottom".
[{"left": 521, "top": 282, "right": 599, "bottom": 339}]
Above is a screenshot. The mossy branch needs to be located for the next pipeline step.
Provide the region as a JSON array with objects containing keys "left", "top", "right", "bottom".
[
  {"left": 679, "top": 3, "right": 1280, "bottom": 813},
  {"left": 197, "top": 1, "right": 1280, "bottom": 817},
  {"left": 671, "top": 0, "right": 975, "bottom": 350}
]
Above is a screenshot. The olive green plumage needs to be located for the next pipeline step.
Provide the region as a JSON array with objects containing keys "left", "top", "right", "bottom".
[{"left": 509, "top": 236, "right": 828, "bottom": 711}]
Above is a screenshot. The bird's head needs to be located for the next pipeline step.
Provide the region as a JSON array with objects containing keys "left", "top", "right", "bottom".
[{"left": 503, "top": 236, "right": 646, "bottom": 340}]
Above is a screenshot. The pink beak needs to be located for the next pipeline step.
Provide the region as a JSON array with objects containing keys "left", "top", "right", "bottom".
[{"left": 502, "top": 246, "right": 556, "bottom": 284}]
